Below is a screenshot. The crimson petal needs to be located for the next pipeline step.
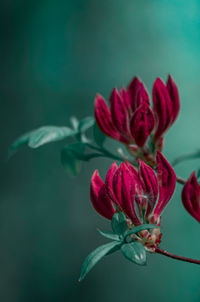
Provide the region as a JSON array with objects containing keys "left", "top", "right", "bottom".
[
  {"left": 112, "top": 163, "right": 141, "bottom": 225},
  {"left": 90, "top": 170, "right": 115, "bottom": 220},
  {"left": 166, "top": 75, "right": 180, "bottom": 125},
  {"left": 94, "top": 94, "right": 128, "bottom": 144},
  {"left": 153, "top": 78, "right": 173, "bottom": 140},
  {"left": 153, "top": 152, "right": 176, "bottom": 218},
  {"left": 130, "top": 103, "right": 155, "bottom": 147},
  {"left": 110, "top": 88, "right": 130, "bottom": 139},
  {"left": 138, "top": 159, "right": 158, "bottom": 217},
  {"left": 182, "top": 172, "right": 200, "bottom": 223}
]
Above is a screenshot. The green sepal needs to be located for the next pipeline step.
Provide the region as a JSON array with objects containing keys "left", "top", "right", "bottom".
[
  {"left": 111, "top": 212, "right": 127, "bottom": 236},
  {"left": 125, "top": 224, "right": 159, "bottom": 241},
  {"left": 121, "top": 241, "right": 147, "bottom": 265},
  {"left": 79, "top": 241, "right": 121, "bottom": 281},
  {"left": 97, "top": 229, "right": 121, "bottom": 241}
]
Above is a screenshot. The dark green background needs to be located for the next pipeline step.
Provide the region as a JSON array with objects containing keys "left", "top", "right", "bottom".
[{"left": 1, "top": 0, "right": 200, "bottom": 301}]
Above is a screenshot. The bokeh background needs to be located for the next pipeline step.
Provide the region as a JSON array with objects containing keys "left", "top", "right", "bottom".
[{"left": 1, "top": 0, "right": 200, "bottom": 301}]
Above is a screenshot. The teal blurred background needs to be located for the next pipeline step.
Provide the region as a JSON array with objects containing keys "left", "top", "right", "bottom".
[{"left": 1, "top": 0, "right": 200, "bottom": 301}]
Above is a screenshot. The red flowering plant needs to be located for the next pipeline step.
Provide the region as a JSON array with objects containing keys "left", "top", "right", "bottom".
[
  {"left": 95, "top": 75, "right": 180, "bottom": 166},
  {"left": 9, "top": 74, "right": 200, "bottom": 281}
]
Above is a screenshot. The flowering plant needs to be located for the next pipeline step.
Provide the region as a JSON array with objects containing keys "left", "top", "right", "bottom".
[{"left": 9, "top": 74, "right": 200, "bottom": 281}]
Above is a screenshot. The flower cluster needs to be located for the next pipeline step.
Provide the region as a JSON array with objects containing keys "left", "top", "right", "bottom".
[
  {"left": 95, "top": 75, "right": 180, "bottom": 165},
  {"left": 90, "top": 151, "right": 176, "bottom": 252},
  {"left": 182, "top": 172, "right": 200, "bottom": 223}
]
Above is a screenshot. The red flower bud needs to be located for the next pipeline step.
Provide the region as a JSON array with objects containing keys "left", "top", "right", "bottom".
[
  {"left": 94, "top": 75, "right": 180, "bottom": 159},
  {"left": 130, "top": 103, "right": 155, "bottom": 147},
  {"left": 110, "top": 88, "right": 131, "bottom": 139},
  {"left": 138, "top": 159, "right": 158, "bottom": 217},
  {"left": 90, "top": 154, "right": 176, "bottom": 251},
  {"left": 133, "top": 82, "right": 150, "bottom": 110},
  {"left": 166, "top": 75, "right": 180, "bottom": 125},
  {"left": 90, "top": 170, "right": 115, "bottom": 220},
  {"left": 94, "top": 94, "right": 129, "bottom": 144},
  {"left": 128, "top": 77, "right": 150, "bottom": 112},
  {"left": 128, "top": 76, "right": 141, "bottom": 111},
  {"left": 152, "top": 78, "right": 172, "bottom": 140},
  {"left": 105, "top": 162, "right": 118, "bottom": 205},
  {"left": 153, "top": 151, "right": 176, "bottom": 218},
  {"left": 90, "top": 153, "right": 176, "bottom": 251},
  {"left": 120, "top": 87, "right": 131, "bottom": 111},
  {"left": 182, "top": 172, "right": 200, "bottom": 223},
  {"left": 112, "top": 163, "right": 141, "bottom": 225}
]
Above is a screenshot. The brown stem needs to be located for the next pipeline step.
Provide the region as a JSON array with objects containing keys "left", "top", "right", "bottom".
[
  {"left": 176, "top": 176, "right": 186, "bottom": 185},
  {"left": 155, "top": 247, "right": 200, "bottom": 265}
]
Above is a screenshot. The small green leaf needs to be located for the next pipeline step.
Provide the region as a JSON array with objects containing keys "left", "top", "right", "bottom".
[
  {"left": 97, "top": 229, "right": 121, "bottom": 241},
  {"left": 70, "top": 116, "right": 79, "bottom": 131},
  {"left": 93, "top": 123, "right": 106, "bottom": 147},
  {"left": 61, "top": 142, "right": 102, "bottom": 162},
  {"left": 61, "top": 143, "right": 85, "bottom": 176},
  {"left": 8, "top": 130, "right": 34, "bottom": 157},
  {"left": 9, "top": 126, "right": 76, "bottom": 156},
  {"left": 79, "top": 241, "right": 121, "bottom": 281},
  {"left": 121, "top": 242, "right": 146, "bottom": 265},
  {"left": 28, "top": 126, "right": 75, "bottom": 148},
  {"left": 111, "top": 212, "right": 127, "bottom": 236},
  {"left": 125, "top": 224, "right": 159, "bottom": 240},
  {"left": 78, "top": 117, "right": 95, "bottom": 133}
]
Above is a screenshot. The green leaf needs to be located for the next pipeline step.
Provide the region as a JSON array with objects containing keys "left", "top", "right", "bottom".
[
  {"left": 111, "top": 212, "right": 127, "bottom": 236},
  {"left": 93, "top": 123, "right": 106, "bottom": 147},
  {"left": 61, "top": 143, "right": 85, "bottom": 176},
  {"left": 9, "top": 126, "right": 76, "bottom": 156},
  {"left": 121, "top": 242, "right": 146, "bottom": 265},
  {"left": 79, "top": 241, "right": 121, "bottom": 281},
  {"left": 125, "top": 224, "right": 159, "bottom": 241},
  {"left": 61, "top": 142, "right": 102, "bottom": 162},
  {"left": 8, "top": 130, "right": 34, "bottom": 157},
  {"left": 28, "top": 126, "right": 75, "bottom": 148},
  {"left": 97, "top": 229, "right": 121, "bottom": 241},
  {"left": 70, "top": 116, "right": 79, "bottom": 131},
  {"left": 78, "top": 117, "right": 95, "bottom": 133}
]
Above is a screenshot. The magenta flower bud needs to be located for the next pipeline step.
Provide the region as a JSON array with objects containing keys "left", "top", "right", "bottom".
[
  {"left": 90, "top": 152, "right": 176, "bottom": 251},
  {"left": 130, "top": 103, "right": 155, "bottom": 147},
  {"left": 133, "top": 82, "right": 150, "bottom": 111},
  {"left": 138, "top": 159, "right": 158, "bottom": 217},
  {"left": 182, "top": 172, "right": 200, "bottom": 223},
  {"left": 153, "top": 151, "right": 176, "bottom": 219},
  {"left": 128, "top": 76, "right": 141, "bottom": 110},
  {"left": 105, "top": 162, "right": 118, "bottom": 205},
  {"left": 94, "top": 75, "right": 180, "bottom": 161},
  {"left": 124, "top": 161, "right": 144, "bottom": 210},
  {"left": 90, "top": 170, "right": 115, "bottom": 220},
  {"left": 94, "top": 94, "right": 129, "bottom": 144},
  {"left": 112, "top": 163, "right": 141, "bottom": 225},
  {"left": 110, "top": 88, "right": 131, "bottom": 138},
  {"left": 166, "top": 75, "right": 180, "bottom": 125},
  {"left": 152, "top": 78, "right": 172, "bottom": 140},
  {"left": 120, "top": 87, "right": 131, "bottom": 111}
]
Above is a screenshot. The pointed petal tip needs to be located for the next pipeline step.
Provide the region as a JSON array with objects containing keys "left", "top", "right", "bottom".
[{"left": 91, "top": 169, "right": 100, "bottom": 179}]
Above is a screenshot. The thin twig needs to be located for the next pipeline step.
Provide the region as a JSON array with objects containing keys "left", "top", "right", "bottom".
[
  {"left": 172, "top": 150, "right": 200, "bottom": 167},
  {"left": 155, "top": 247, "right": 200, "bottom": 265},
  {"left": 176, "top": 176, "right": 186, "bottom": 185}
]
